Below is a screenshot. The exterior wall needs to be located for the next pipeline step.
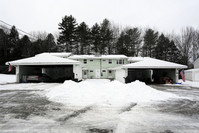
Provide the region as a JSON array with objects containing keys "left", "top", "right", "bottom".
[
  {"left": 185, "top": 70, "right": 193, "bottom": 81},
  {"left": 194, "top": 58, "right": 199, "bottom": 68},
  {"left": 115, "top": 69, "right": 127, "bottom": 83},
  {"left": 76, "top": 58, "right": 128, "bottom": 79},
  {"left": 73, "top": 64, "right": 82, "bottom": 81},
  {"left": 185, "top": 69, "right": 199, "bottom": 82}
]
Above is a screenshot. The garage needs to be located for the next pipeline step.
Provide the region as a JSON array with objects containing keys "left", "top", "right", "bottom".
[
  {"left": 122, "top": 57, "right": 187, "bottom": 84},
  {"left": 6, "top": 54, "right": 80, "bottom": 83},
  {"left": 127, "top": 69, "right": 176, "bottom": 84}
]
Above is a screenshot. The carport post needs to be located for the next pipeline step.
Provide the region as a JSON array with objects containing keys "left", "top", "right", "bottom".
[
  {"left": 16, "top": 66, "right": 20, "bottom": 82},
  {"left": 175, "top": 69, "right": 179, "bottom": 83}
]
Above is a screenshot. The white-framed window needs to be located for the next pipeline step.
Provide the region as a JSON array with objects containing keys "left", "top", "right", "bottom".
[
  {"left": 90, "top": 59, "right": 93, "bottom": 62},
  {"left": 90, "top": 70, "right": 93, "bottom": 72},
  {"left": 117, "top": 59, "right": 124, "bottom": 64},
  {"left": 108, "top": 59, "right": 112, "bottom": 64},
  {"left": 83, "top": 59, "right": 87, "bottom": 64},
  {"left": 102, "top": 70, "right": 106, "bottom": 72}
]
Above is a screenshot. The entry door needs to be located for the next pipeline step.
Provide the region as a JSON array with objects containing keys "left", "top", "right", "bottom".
[
  {"left": 83, "top": 70, "right": 88, "bottom": 79},
  {"left": 95, "top": 69, "right": 100, "bottom": 78}
]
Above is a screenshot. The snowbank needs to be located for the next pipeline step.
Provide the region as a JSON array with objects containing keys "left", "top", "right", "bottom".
[
  {"left": 178, "top": 79, "right": 199, "bottom": 88},
  {"left": 0, "top": 74, "right": 16, "bottom": 84},
  {"left": 46, "top": 80, "right": 179, "bottom": 107}
]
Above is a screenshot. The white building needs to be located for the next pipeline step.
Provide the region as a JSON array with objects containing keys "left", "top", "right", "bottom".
[
  {"left": 185, "top": 58, "right": 199, "bottom": 82},
  {"left": 6, "top": 53, "right": 187, "bottom": 84}
]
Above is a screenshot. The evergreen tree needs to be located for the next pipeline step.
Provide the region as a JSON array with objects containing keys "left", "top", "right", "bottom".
[
  {"left": 0, "top": 29, "right": 8, "bottom": 65},
  {"left": 18, "top": 35, "right": 32, "bottom": 58},
  {"left": 125, "top": 28, "right": 141, "bottom": 56},
  {"left": 142, "top": 29, "right": 158, "bottom": 57},
  {"left": 91, "top": 23, "right": 101, "bottom": 54},
  {"left": 8, "top": 26, "right": 20, "bottom": 60},
  {"left": 167, "top": 40, "right": 182, "bottom": 63},
  {"left": 155, "top": 34, "right": 169, "bottom": 60},
  {"left": 155, "top": 33, "right": 182, "bottom": 63},
  {"left": 116, "top": 32, "right": 128, "bottom": 55},
  {"left": 45, "top": 33, "right": 57, "bottom": 52},
  {"left": 57, "top": 15, "right": 77, "bottom": 52},
  {"left": 76, "top": 22, "right": 90, "bottom": 54},
  {"left": 100, "top": 19, "right": 113, "bottom": 54}
]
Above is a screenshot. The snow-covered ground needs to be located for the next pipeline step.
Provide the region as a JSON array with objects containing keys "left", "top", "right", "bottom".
[
  {"left": 0, "top": 74, "right": 16, "bottom": 84},
  {"left": 179, "top": 79, "right": 199, "bottom": 88},
  {"left": 1, "top": 74, "right": 199, "bottom": 133}
]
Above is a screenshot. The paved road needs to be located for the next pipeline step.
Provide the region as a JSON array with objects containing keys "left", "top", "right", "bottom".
[{"left": 0, "top": 83, "right": 199, "bottom": 133}]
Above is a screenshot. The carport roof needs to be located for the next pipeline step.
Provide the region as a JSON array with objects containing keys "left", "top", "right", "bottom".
[
  {"left": 123, "top": 57, "right": 187, "bottom": 69},
  {"left": 6, "top": 54, "right": 79, "bottom": 66}
]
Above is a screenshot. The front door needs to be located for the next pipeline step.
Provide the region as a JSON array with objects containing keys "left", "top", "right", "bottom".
[
  {"left": 95, "top": 69, "right": 100, "bottom": 78},
  {"left": 83, "top": 70, "right": 88, "bottom": 79}
]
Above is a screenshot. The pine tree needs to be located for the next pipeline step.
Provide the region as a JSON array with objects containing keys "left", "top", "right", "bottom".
[
  {"left": 143, "top": 29, "right": 158, "bottom": 57},
  {"left": 91, "top": 23, "right": 101, "bottom": 54},
  {"left": 19, "top": 35, "right": 32, "bottom": 58},
  {"left": 57, "top": 15, "right": 77, "bottom": 52},
  {"left": 100, "top": 19, "right": 113, "bottom": 54},
  {"left": 125, "top": 28, "right": 141, "bottom": 56},
  {"left": 116, "top": 32, "right": 128, "bottom": 55},
  {"left": 8, "top": 26, "right": 20, "bottom": 60},
  {"left": 45, "top": 33, "right": 57, "bottom": 52},
  {"left": 0, "top": 29, "right": 8, "bottom": 65},
  {"left": 76, "top": 22, "right": 90, "bottom": 54}
]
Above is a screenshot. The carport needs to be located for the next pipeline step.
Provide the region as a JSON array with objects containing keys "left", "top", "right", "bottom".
[
  {"left": 123, "top": 57, "right": 187, "bottom": 84},
  {"left": 6, "top": 54, "right": 80, "bottom": 83}
]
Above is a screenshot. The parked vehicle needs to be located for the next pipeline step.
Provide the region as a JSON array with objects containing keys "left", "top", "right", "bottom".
[{"left": 26, "top": 74, "right": 52, "bottom": 83}]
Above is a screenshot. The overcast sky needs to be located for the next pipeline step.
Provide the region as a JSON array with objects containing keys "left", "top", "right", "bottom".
[{"left": 0, "top": 0, "right": 199, "bottom": 35}]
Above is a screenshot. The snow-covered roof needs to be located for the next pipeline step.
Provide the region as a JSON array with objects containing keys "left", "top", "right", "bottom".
[
  {"left": 128, "top": 57, "right": 145, "bottom": 62},
  {"left": 36, "top": 52, "right": 72, "bottom": 58},
  {"left": 6, "top": 54, "right": 79, "bottom": 66},
  {"left": 123, "top": 57, "right": 187, "bottom": 69},
  {"left": 68, "top": 55, "right": 128, "bottom": 59},
  {"left": 185, "top": 68, "right": 199, "bottom": 72}
]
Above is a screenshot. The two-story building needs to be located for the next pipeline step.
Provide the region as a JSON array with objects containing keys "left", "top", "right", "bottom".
[
  {"left": 68, "top": 55, "right": 128, "bottom": 79},
  {"left": 6, "top": 52, "right": 187, "bottom": 84}
]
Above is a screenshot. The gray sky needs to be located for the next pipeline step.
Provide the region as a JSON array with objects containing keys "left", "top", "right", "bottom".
[{"left": 0, "top": 0, "right": 199, "bottom": 34}]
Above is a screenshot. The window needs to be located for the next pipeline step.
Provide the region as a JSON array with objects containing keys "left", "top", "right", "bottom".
[
  {"left": 102, "top": 70, "right": 106, "bottom": 72},
  {"left": 83, "top": 59, "right": 87, "bottom": 64},
  {"left": 108, "top": 70, "right": 112, "bottom": 74},
  {"left": 108, "top": 59, "right": 112, "bottom": 64},
  {"left": 90, "top": 60, "right": 93, "bottom": 62},
  {"left": 90, "top": 70, "right": 93, "bottom": 72},
  {"left": 117, "top": 59, "right": 124, "bottom": 64},
  {"left": 103, "top": 59, "right": 106, "bottom": 62}
]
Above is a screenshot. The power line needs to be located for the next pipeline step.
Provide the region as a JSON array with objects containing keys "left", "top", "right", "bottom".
[{"left": 0, "top": 19, "right": 37, "bottom": 40}]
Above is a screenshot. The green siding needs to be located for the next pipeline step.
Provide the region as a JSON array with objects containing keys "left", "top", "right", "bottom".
[{"left": 77, "top": 58, "right": 128, "bottom": 79}]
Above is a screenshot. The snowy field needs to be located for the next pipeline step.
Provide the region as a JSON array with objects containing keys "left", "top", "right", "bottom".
[{"left": 0, "top": 74, "right": 199, "bottom": 133}]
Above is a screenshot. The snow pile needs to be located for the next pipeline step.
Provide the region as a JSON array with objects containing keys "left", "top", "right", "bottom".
[
  {"left": 0, "top": 74, "right": 16, "bottom": 84},
  {"left": 178, "top": 79, "right": 199, "bottom": 88},
  {"left": 46, "top": 80, "right": 179, "bottom": 107}
]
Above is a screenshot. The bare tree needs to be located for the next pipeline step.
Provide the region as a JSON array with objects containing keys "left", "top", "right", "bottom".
[{"left": 174, "top": 27, "right": 196, "bottom": 65}]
